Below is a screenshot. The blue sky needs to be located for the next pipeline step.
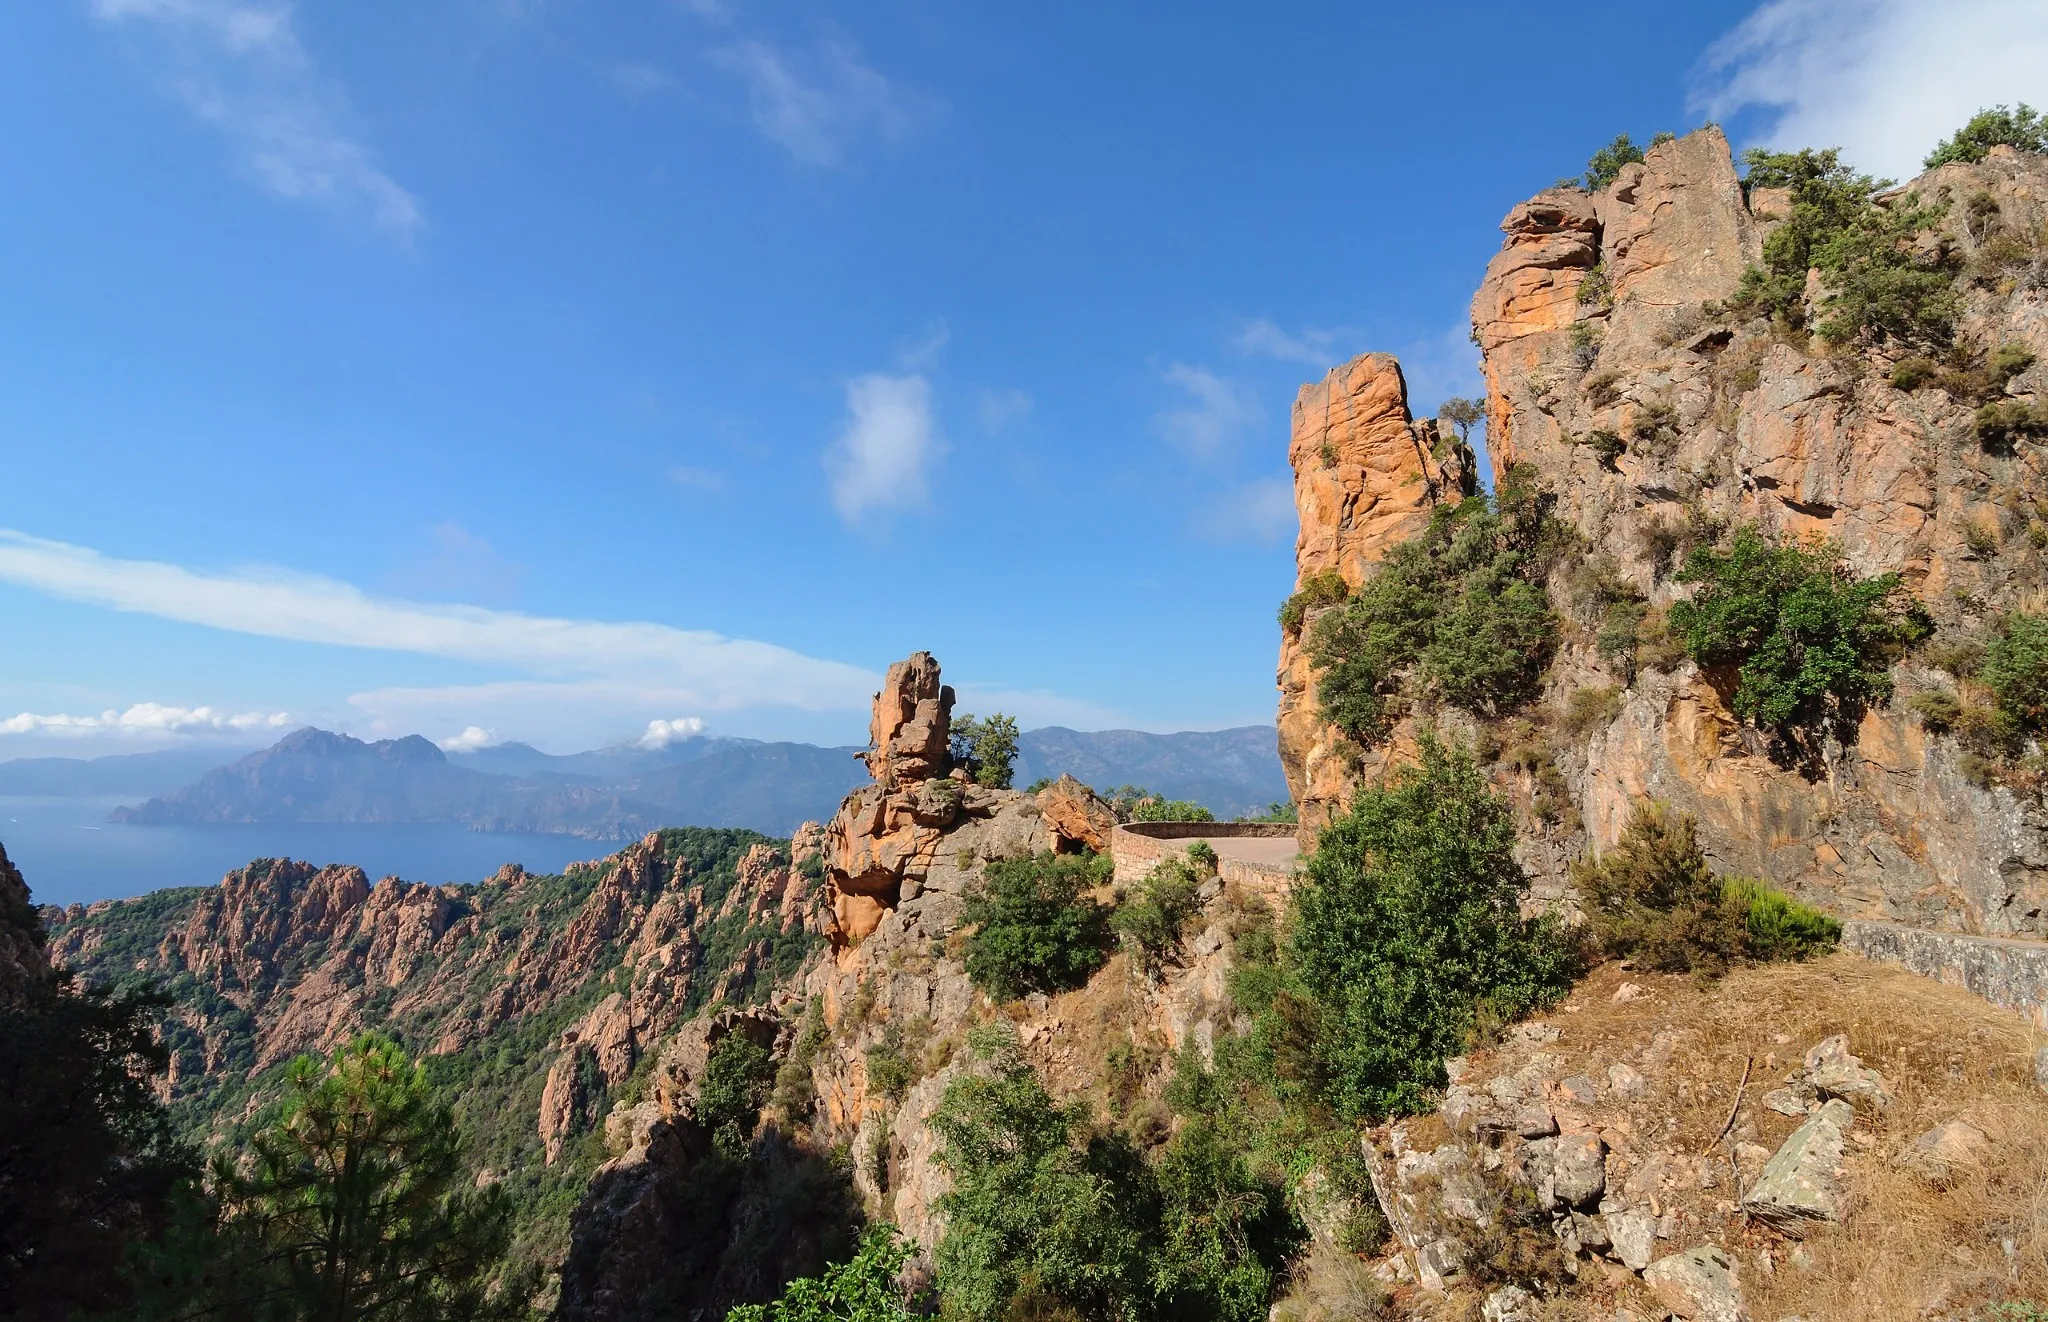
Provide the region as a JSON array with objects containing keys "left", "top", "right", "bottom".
[{"left": 2, "top": 0, "right": 2042, "bottom": 757}]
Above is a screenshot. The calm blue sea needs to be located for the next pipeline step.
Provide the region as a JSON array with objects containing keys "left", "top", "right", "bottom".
[{"left": 0, "top": 796, "right": 613, "bottom": 909}]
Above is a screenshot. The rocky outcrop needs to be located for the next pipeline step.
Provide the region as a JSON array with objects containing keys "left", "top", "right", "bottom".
[
  {"left": 0, "top": 841, "right": 49, "bottom": 1002},
  {"left": 1276, "top": 355, "right": 1477, "bottom": 837},
  {"left": 821, "top": 653, "right": 1113, "bottom": 945},
  {"left": 1279, "top": 126, "right": 2048, "bottom": 935}
]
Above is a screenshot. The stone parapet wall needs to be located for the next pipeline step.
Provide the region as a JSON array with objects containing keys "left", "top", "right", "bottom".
[
  {"left": 1109, "top": 822, "right": 1299, "bottom": 900},
  {"left": 1842, "top": 919, "right": 2048, "bottom": 1028}
]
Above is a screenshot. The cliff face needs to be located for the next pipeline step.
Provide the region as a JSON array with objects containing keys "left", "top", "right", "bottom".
[
  {"left": 1276, "top": 355, "right": 1478, "bottom": 835},
  {"left": 1279, "top": 127, "right": 2048, "bottom": 936}
]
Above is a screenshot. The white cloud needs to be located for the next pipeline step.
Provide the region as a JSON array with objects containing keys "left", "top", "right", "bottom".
[
  {"left": 1155, "top": 364, "right": 1258, "bottom": 462},
  {"left": 0, "top": 528, "right": 876, "bottom": 712},
  {"left": 438, "top": 725, "right": 496, "bottom": 752},
  {"left": 1189, "top": 475, "right": 1297, "bottom": 546},
  {"left": 636, "top": 716, "right": 705, "bottom": 749},
  {"left": 825, "top": 373, "right": 941, "bottom": 523},
  {"left": 712, "top": 34, "right": 913, "bottom": 167},
  {"left": 977, "top": 388, "right": 1032, "bottom": 435},
  {"left": 92, "top": 0, "right": 421, "bottom": 236},
  {"left": 1694, "top": 0, "right": 2048, "bottom": 182},
  {"left": 0, "top": 703, "right": 291, "bottom": 738},
  {"left": 1234, "top": 319, "right": 1353, "bottom": 367}
]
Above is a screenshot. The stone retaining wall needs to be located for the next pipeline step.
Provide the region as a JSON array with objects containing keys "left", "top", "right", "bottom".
[
  {"left": 1109, "top": 822, "right": 1299, "bottom": 899},
  {"left": 1842, "top": 919, "right": 2048, "bottom": 1028}
]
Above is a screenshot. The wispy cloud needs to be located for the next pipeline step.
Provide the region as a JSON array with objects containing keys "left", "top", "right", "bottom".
[
  {"left": 1155, "top": 364, "right": 1258, "bottom": 462},
  {"left": 825, "top": 373, "right": 941, "bottom": 523},
  {"left": 712, "top": 33, "right": 915, "bottom": 166},
  {"left": 1234, "top": 319, "right": 1353, "bottom": 367},
  {"left": 0, "top": 702, "right": 290, "bottom": 738},
  {"left": 91, "top": 0, "right": 422, "bottom": 236},
  {"left": 1694, "top": 0, "right": 2048, "bottom": 182},
  {"left": 667, "top": 465, "right": 727, "bottom": 492},
  {"left": 0, "top": 529, "right": 874, "bottom": 712}
]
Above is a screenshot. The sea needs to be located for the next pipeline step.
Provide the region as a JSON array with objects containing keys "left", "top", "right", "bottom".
[{"left": 0, "top": 796, "right": 613, "bottom": 909}]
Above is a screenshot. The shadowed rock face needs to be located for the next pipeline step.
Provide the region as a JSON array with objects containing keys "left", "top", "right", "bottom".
[
  {"left": 0, "top": 842, "right": 50, "bottom": 1002},
  {"left": 1279, "top": 127, "right": 2048, "bottom": 934}
]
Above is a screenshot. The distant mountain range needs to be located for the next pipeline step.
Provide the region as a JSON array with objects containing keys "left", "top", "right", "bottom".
[{"left": 6, "top": 723, "right": 1285, "bottom": 840}]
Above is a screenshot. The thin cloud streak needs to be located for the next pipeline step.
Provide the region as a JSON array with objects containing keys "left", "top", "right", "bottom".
[
  {"left": 712, "top": 34, "right": 915, "bottom": 167},
  {"left": 1155, "top": 364, "right": 1258, "bottom": 462},
  {"left": 1694, "top": 0, "right": 2048, "bottom": 181},
  {"left": 92, "top": 0, "right": 422, "bottom": 236},
  {"left": 0, "top": 702, "right": 291, "bottom": 737},
  {"left": 0, "top": 529, "right": 875, "bottom": 712}
]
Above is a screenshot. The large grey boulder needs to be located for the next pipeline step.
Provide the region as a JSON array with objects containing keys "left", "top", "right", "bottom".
[
  {"left": 1643, "top": 1245, "right": 1749, "bottom": 1322},
  {"left": 1741, "top": 1099, "right": 1854, "bottom": 1233},
  {"left": 1605, "top": 1208, "right": 1658, "bottom": 1271},
  {"left": 1894, "top": 1118, "right": 1989, "bottom": 1186}
]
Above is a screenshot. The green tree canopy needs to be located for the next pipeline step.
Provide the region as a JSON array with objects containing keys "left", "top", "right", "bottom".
[
  {"left": 950, "top": 713, "right": 1021, "bottom": 789},
  {"left": 1286, "top": 734, "right": 1577, "bottom": 1120},
  {"left": 1669, "top": 527, "right": 1930, "bottom": 746},
  {"left": 1925, "top": 104, "right": 2047, "bottom": 167},
  {"left": 960, "top": 852, "right": 1111, "bottom": 1000},
  {"left": 725, "top": 1225, "right": 917, "bottom": 1322},
  {"left": 188, "top": 1033, "right": 524, "bottom": 1322}
]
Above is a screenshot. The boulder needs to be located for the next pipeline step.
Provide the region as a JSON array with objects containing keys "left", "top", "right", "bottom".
[
  {"left": 1034, "top": 775, "right": 1118, "bottom": 853},
  {"left": 861, "top": 652, "right": 953, "bottom": 787},
  {"left": 1643, "top": 1245, "right": 1749, "bottom": 1322},
  {"left": 1894, "top": 1118, "right": 1989, "bottom": 1186},
  {"left": 1799, "top": 1035, "right": 1894, "bottom": 1111},
  {"left": 1482, "top": 1284, "right": 1535, "bottom": 1322},
  {"left": 1741, "top": 1099, "right": 1854, "bottom": 1234},
  {"left": 1606, "top": 1208, "right": 1658, "bottom": 1271},
  {"left": 1550, "top": 1132, "right": 1608, "bottom": 1208}
]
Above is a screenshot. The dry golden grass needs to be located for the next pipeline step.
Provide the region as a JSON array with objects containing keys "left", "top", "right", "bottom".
[{"left": 1444, "top": 955, "right": 2048, "bottom": 1321}]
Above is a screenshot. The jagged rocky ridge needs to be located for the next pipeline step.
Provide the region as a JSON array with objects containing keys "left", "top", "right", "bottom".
[{"left": 1279, "top": 128, "right": 2048, "bottom": 936}]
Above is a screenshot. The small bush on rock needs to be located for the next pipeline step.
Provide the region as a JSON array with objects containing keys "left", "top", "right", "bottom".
[
  {"left": 1278, "top": 569, "right": 1351, "bottom": 635},
  {"left": 1112, "top": 856, "right": 1206, "bottom": 972},
  {"left": 1582, "top": 133, "right": 1646, "bottom": 191},
  {"left": 961, "top": 852, "right": 1112, "bottom": 1001},
  {"left": 1984, "top": 612, "right": 2048, "bottom": 739},
  {"left": 701, "top": 1032, "right": 775, "bottom": 1158},
  {"left": 1573, "top": 804, "right": 1839, "bottom": 975},
  {"left": 951, "top": 712, "right": 1021, "bottom": 789},
  {"left": 1670, "top": 526, "right": 1931, "bottom": 749}
]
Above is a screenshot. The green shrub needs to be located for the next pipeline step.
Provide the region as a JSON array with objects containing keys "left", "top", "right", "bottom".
[
  {"left": 1236, "top": 802, "right": 1298, "bottom": 825},
  {"left": 1731, "top": 147, "right": 1956, "bottom": 346},
  {"left": 1910, "top": 688, "right": 1963, "bottom": 732},
  {"left": 1112, "top": 858, "right": 1205, "bottom": 971},
  {"left": 1670, "top": 526, "right": 1931, "bottom": 744},
  {"left": 1925, "top": 104, "right": 2048, "bottom": 168},
  {"left": 931, "top": 1038, "right": 1295, "bottom": 1322},
  {"left": 1278, "top": 569, "right": 1351, "bottom": 635},
  {"left": 1286, "top": 735, "right": 1578, "bottom": 1120},
  {"left": 863, "top": 1019, "right": 926, "bottom": 1104},
  {"left": 1891, "top": 356, "right": 1939, "bottom": 390},
  {"left": 1975, "top": 400, "right": 2048, "bottom": 453},
  {"left": 1573, "top": 804, "right": 1744, "bottom": 975},
  {"left": 929, "top": 1046, "right": 1153, "bottom": 1322},
  {"left": 1127, "top": 797, "right": 1216, "bottom": 824},
  {"left": 951, "top": 713, "right": 1021, "bottom": 789},
  {"left": 726, "top": 1224, "right": 917, "bottom": 1322},
  {"left": 1560, "top": 685, "right": 1624, "bottom": 739},
  {"left": 1306, "top": 497, "right": 1557, "bottom": 746},
  {"left": 1186, "top": 840, "right": 1218, "bottom": 867},
  {"left": 1580, "top": 429, "right": 1625, "bottom": 466},
  {"left": 701, "top": 1032, "right": 775, "bottom": 1158},
  {"left": 1724, "top": 877, "right": 1841, "bottom": 961},
  {"left": 1583, "top": 133, "right": 1646, "bottom": 191},
  {"left": 1574, "top": 805, "right": 1839, "bottom": 974},
  {"left": 1983, "top": 612, "right": 2048, "bottom": 735},
  {"left": 961, "top": 853, "right": 1112, "bottom": 1001}
]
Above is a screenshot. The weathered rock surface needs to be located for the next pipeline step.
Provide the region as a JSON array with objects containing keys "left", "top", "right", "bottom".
[
  {"left": 1278, "top": 125, "right": 2048, "bottom": 935},
  {"left": 1276, "top": 354, "right": 1477, "bottom": 840},
  {"left": 1740, "top": 1098, "right": 1854, "bottom": 1233},
  {"left": 1894, "top": 1117, "right": 1990, "bottom": 1186},
  {"left": 0, "top": 841, "right": 49, "bottom": 1002},
  {"left": 1643, "top": 1244, "right": 1749, "bottom": 1322}
]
